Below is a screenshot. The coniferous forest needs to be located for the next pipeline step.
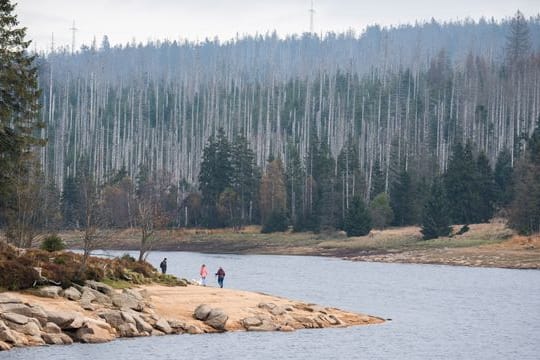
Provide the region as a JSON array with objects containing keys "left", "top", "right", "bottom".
[{"left": 2, "top": 4, "right": 540, "bottom": 249}]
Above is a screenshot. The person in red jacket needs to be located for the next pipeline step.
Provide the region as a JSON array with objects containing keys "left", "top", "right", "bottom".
[
  {"left": 200, "top": 264, "right": 208, "bottom": 286},
  {"left": 215, "top": 267, "right": 225, "bottom": 288}
]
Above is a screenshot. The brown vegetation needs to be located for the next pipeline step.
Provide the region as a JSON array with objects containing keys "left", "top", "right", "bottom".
[{"left": 0, "top": 241, "right": 180, "bottom": 291}]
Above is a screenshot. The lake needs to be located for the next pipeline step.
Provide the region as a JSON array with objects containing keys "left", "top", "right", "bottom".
[{"left": 5, "top": 251, "right": 540, "bottom": 359}]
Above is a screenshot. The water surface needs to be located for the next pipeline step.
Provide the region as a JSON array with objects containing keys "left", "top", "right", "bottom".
[{"left": 5, "top": 251, "right": 540, "bottom": 359}]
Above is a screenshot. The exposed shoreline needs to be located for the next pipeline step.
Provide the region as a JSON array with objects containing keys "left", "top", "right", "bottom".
[
  {"left": 61, "top": 223, "right": 540, "bottom": 270},
  {"left": 0, "top": 283, "right": 383, "bottom": 351}
]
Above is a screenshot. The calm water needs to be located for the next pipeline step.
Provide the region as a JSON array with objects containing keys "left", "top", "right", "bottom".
[{"left": 5, "top": 251, "right": 540, "bottom": 360}]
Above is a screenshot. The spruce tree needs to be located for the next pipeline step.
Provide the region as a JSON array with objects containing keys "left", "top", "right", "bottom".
[
  {"left": 421, "top": 178, "right": 451, "bottom": 240},
  {"left": 231, "top": 134, "right": 260, "bottom": 225},
  {"left": 369, "top": 193, "right": 394, "bottom": 230},
  {"left": 344, "top": 195, "right": 372, "bottom": 237},
  {"left": 198, "top": 128, "right": 233, "bottom": 227},
  {"left": 444, "top": 142, "right": 479, "bottom": 224},
  {"left": 0, "top": 0, "right": 43, "bottom": 220},
  {"left": 475, "top": 152, "right": 496, "bottom": 222},
  {"left": 370, "top": 159, "right": 385, "bottom": 200},
  {"left": 390, "top": 169, "right": 415, "bottom": 226},
  {"left": 508, "top": 123, "right": 540, "bottom": 234},
  {"left": 494, "top": 148, "right": 514, "bottom": 208}
]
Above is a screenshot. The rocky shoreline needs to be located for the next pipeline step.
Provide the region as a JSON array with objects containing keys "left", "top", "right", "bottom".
[{"left": 0, "top": 281, "right": 383, "bottom": 351}]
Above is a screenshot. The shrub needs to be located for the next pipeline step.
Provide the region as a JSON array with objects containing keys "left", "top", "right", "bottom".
[
  {"left": 40, "top": 235, "right": 65, "bottom": 252},
  {"left": 0, "top": 260, "right": 40, "bottom": 290},
  {"left": 261, "top": 211, "right": 289, "bottom": 233}
]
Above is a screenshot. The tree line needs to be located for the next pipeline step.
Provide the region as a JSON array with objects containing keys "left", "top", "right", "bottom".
[{"left": 1, "top": 2, "right": 540, "bottom": 258}]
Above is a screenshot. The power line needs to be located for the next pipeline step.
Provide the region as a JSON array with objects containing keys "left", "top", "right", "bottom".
[
  {"left": 69, "top": 20, "right": 78, "bottom": 55},
  {"left": 309, "top": 1, "right": 315, "bottom": 34}
]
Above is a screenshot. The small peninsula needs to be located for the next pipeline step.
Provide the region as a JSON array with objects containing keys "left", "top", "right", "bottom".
[{"left": 0, "top": 242, "right": 383, "bottom": 351}]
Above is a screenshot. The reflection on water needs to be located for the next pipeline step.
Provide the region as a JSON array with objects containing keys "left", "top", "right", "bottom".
[{"left": 5, "top": 251, "right": 540, "bottom": 360}]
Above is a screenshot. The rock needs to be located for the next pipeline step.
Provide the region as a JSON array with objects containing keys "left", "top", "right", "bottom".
[
  {"left": 97, "top": 310, "right": 125, "bottom": 329},
  {"left": 82, "top": 286, "right": 113, "bottom": 306},
  {"left": 41, "top": 332, "right": 73, "bottom": 345},
  {"left": 44, "top": 322, "right": 62, "bottom": 334},
  {"left": 193, "top": 304, "right": 212, "bottom": 321},
  {"left": 6, "top": 318, "right": 42, "bottom": 337},
  {"left": 111, "top": 291, "right": 145, "bottom": 311},
  {"left": 74, "top": 320, "right": 115, "bottom": 343},
  {"left": 186, "top": 325, "right": 204, "bottom": 334},
  {"left": 151, "top": 329, "right": 165, "bottom": 336},
  {"left": 130, "top": 313, "right": 153, "bottom": 333},
  {"left": 0, "top": 320, "right": 17, "bottom": 344},
  {"left": 167, "top": 320, "right": 186, "bottom": 333},
  {"left": 33, "top": 286, "right": 62, "bottom": 298},
  {"left": 258, "top": 302, "right": 277, "bottom": 311},
  {"left": 116, "top": 323, "right": 139, "bottom": 337},
  {"left": 45, "top": 310, "right": 79, "bottom": 329},
  {"left": 0, "top": 295, "right": 22, "bottom": 304},
  {"left": 241, "top": 317, "right": 262, "bottom": 328},
  {"left": 0, "top": 304, "right": 48, "bottom": 326},
  {"left": 62, "top": 286, "right": 82, "bottom": 301},
  {"left": 204, "top": 308, "right": 228, "bottom": 331},
  {"left": 1, "top": 312, "right": 30, "bottom": 325},
  {"left": 85, "top": 280, "right": 114, "bottom": 296},
  {"left": 246, "top": 319, "right": 278, "bottom": 332},
  {"left": 279, "top": 325, "right": 295, "bottom": 332},
  {"left": 0, "top": 340, "right": 12, "bottom": 351},
  {"left": 270, "top": 306, "right": 287, "bottom": 316},
  {"left": 154, "top": 318, "right": 172, "bottom": 334}
]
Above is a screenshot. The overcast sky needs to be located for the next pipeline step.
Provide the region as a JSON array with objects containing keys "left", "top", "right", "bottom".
[{"left": 17, "top": 0, "right": 540, "bottom": 51}]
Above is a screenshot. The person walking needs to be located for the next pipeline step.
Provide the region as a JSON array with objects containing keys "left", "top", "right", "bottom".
[
  {"left": 215, "top": 267, "right": 225, "bottom": 288},
  {"left": 159, "top": 258, "right": 167, "bottom": 274},
  {"left": 200, "top": 264, "right": 208, "bottom": 286}
]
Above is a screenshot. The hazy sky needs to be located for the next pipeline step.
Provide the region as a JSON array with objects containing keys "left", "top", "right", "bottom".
[{"left": 17, "top": 0, "right": 540, "bottom": 51}]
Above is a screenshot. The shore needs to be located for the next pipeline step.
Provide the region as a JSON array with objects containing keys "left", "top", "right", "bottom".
[
  {"left": 60, "top": 222, "right": 540, "bottom": 269},
  {"left": 0, "top": 282, "right": 383, "bottom": 351}
]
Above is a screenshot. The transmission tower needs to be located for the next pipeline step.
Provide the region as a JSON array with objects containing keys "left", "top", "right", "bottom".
[
  {"left": 309, "top": 1, "right": 315, "bottom": 34},
  {"left": 69, "top": 20, "right": 78, "bottom": 54}
]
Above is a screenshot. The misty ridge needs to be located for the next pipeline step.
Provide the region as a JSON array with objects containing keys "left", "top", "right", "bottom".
[{"left": 37, "top": 14, "right": 540, "bottom": 190}]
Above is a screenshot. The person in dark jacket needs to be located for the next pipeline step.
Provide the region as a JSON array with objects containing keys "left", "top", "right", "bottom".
[
  {"left": 159, "top": 258, "right": 167, "bottom": 274},
  {"left": 215, "top": 267, "right": 225, "bottom": 288}
]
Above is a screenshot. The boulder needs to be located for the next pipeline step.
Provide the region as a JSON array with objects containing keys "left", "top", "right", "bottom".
[
  {"left": 270, "top": 306, "right": 287, "bottom": 316},
  {"left": 45, "top": 310, "right": 79, "bottom": 329},
  {"left": 0, "top": 320, "right": 17, "bottom": 344},
  {"left": 81, "top": 287, "right": 112, "bottom": 307},
  {"left": 0, "top": 295, "right": 22, "bottom": 305},
  {"left": 0, "top": 304, "right": 47, "bottom": 327},
  {"left": 186, "top": 325, "right": 204, "bottom": 334},
  {"left": 33, "top": 286, "right": 62, "bottom": 298},
  {"left": 0, "top": 340, "right": 11, "bottom": 351},
  {"left": 111, "top": 291, "right": 145, "bottom": 311},
  {"left": 204, "top": 308, "right": 228, "bottom": 331},
  {"left": 116, "top": 323, "right": 139, "bottom": 337},
  {"left": 1, "top": 312, "right": 30, "bottom": 325},
  {"left": 167, "top": 320, "right": 186, "bottom": 333},
  {"left": 41, "top": 332, "right": 73, "bottom": 345},
  {"left": 62, "top": 287, "right": 82, "bottom": 301},
  {"left": 43, "top": 322, "right": 62, "bottom": 334},
  {"left": 246, "top": 319, "right": 278, "bottom": 332},
  {"left": 85, "top": 281, "right": 114, "bottom": 296},
  {"left": 154, "top": 318, "right": 172, "bottom": 334},
  {"left": 6, "top": 318, "right": 41, "bottom": 337},
  {"left": 258, "top": 302, "right": 277, "bottom": 311},
  {"left": 130, "top": 313, "right": 153, "bottom": 333},
  {"left": 193, "top": 304, "right": 212, "bottom": 321},
  {"left": 241, "top": 317, "right": 262, "bottom": 328},
  {"left": 74, "top": 320, "right": 115, "bottom": 343},
  {"left": 279, "top": 325, "right": 295, "bottom": 332},
  {"left": 97, "top": 310, "right": 125, "bottom": 329}
]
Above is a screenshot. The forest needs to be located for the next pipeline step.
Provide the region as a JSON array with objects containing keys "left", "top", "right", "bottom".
[{"left": 1, "top": 5, "right": 540, "bottom": 251}]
